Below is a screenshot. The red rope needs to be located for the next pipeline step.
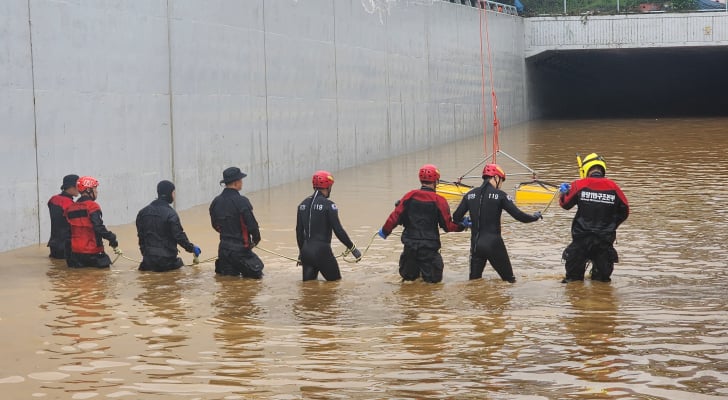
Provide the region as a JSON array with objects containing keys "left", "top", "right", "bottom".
[
  {"left": 479, "top": 2, "right": 500, "bottom": 163},
  {"left": 478, "top": 5, "right": 488, "bottom": 158}
]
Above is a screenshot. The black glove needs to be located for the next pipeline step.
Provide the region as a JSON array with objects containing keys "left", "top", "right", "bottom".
[
  {"left": 350, "top": 246, "right": 362, "bottom": 262},
  {"left": 109, "top": 239, "right": 119, "bottom": 248}
]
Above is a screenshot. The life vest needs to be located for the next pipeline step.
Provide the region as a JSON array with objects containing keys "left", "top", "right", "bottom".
[
  {"left": 47, "top": 192, "right": 75, "bottom": 247},
  {"left": 65, "top": 200, "right": 103, "bottom": 254}
]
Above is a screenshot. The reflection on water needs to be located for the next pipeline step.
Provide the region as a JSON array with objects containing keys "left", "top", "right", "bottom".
[{"left": 1, "top": 118, "right": 728, "bottom": 399}]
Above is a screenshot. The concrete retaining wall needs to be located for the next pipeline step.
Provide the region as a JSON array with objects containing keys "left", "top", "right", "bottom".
[{"left": 0, "top": 0, "right": 526, "bottom": 252}]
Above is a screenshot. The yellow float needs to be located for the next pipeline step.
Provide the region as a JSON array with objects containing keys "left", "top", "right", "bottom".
[
  {"left": 437, "top": 179, "right": 558, "bottom": 204},
  {"left": 513, "top": 180, "right": 559, "bottom": 204}
]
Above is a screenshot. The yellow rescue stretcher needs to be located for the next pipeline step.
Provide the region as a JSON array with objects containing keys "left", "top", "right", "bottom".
[
  {"left": 513, "top": 180, "right": 559, "bottom": 204},
  {"left": 436, "top": 180, "right": 473, "bottom": 201},
  {"left": 437, "top": 179, "right": 558, "bottom": 203}
]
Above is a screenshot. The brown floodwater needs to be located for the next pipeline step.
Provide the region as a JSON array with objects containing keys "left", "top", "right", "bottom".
[{"left": 1, "top": 118, "right": 727, "bottom": 399}]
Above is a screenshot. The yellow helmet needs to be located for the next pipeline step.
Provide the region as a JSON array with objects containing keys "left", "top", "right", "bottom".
[{"left": 580, "top": 153, "right": 606, "bottom": 178}]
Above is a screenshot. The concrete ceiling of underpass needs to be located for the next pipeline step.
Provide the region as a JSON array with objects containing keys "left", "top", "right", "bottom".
[{"left": 526, "top": 46, "right": 728, "bottom": 119}]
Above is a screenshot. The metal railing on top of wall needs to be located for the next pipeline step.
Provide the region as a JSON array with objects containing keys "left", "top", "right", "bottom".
[
  {"left": 518, "top": 0, "right": 727, "bottom": 17},
  {"left": 443, "top": 0, "right": 520, "bottom": 16}
]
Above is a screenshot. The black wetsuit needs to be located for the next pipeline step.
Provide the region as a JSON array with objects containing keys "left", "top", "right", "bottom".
[
  {"left": 296, "top": 190, "right": 355, "bottom": 281},
  {"left": 559, "top": 174, "right": 629, "bottom": 282},
  {"left": 453, "top": 181, "right": 539, "bottom": 282},
  {"left": 381, "top": 186, "right": 463, "bottom": 283},
  {"left": 136, "top": 198, "right": 196, "bottom": 272},
  {"left": 209, "top": 188, "right": 264, "bottom": 278}
]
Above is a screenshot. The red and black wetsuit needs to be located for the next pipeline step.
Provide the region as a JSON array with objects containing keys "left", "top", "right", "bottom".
[
  {"left": 136, "top": 198, "right": 196, "bottom": 272},
  {"left": 47, "top": 191, "right": 75, "bottom": 259},
  {"left": 453, "top": 181, "right": 540, "bottom": 282},
  {"left": 381, "top": 186, "right": 463, "bottom": 283},
  {"left": 296, "top": 190, "right": 355, "bottom": 281},
  {"left": 64, "top": 196, "right": 117, "bottom": 268},
  {"left": 559, "top": 174, "right": 629, "bottom": 282},
  {"left": 209, "top": 188, "right": 263, "bottom": 278}
]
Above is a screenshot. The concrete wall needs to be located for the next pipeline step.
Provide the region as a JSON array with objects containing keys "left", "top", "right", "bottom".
[
  {"left": 525, "top": 13, "right": 728, "bottom": 57},
  {"left": 0, "top": 0, "right": 526, "bottom": 252}
]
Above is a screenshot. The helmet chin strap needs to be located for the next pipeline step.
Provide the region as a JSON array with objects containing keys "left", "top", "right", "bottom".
[{"left": 490, "top": 176, "right": 502, "bottom": 188}]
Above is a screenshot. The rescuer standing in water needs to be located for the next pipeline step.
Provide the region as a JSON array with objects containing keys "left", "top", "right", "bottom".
[
  {"left": 136, "top": 180, "right": 201, "bottom": 272},
  {"left": 452, "top": 163, "right": 542, "bottom": 283},
  {"left": 64, "top": 176, "right": 119, "bottom": 268},
  {"left": 378, "top": 164, "right": 465, "bottom": 283},
  {"left": 47, "top": 174, "right": 79, "bottom": 259},
  {"left": 559, "top": 153, "right": 629, "bottom": 283},
  {"left": 209, "top": 167, "right": 264, "bottom": 278},
  {"left": 296, "top": 170, "right": 361, "bottom": 281}
]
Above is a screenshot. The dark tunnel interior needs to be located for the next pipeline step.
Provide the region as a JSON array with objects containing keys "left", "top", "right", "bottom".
[{"left": 526, "top": 46, "right": 728, "bottom": 119}]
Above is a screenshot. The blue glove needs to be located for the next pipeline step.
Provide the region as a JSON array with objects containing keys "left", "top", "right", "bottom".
[
  {"left": 460, "top": 216, "right": 472, "bottom": 228},
  {"left": 559, "top": 183, "right": 571, "bottom": 194},
  {"left": 378, "top": 228, "right": 388, "bottom": 239},
  {"left": 533, "top": 211, "right": 542, "bottom": 220},
  {"left": 193, "top": 245, "right": 201, "bottom": 257}
]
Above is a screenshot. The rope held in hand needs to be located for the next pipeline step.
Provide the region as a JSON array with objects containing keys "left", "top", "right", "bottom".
[{"left": 108, "top": 232, "right": 386, "bottom": 268}]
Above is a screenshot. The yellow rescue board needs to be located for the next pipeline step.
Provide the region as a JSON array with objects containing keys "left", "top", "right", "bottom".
[
  {"left": 436, "top": 180, "right": 472, "bottom": 201},
  {"left": 514, "top": 181, "right": 558, "bottom": 204},
  {"left": 437, "top": 180, "right": 558, "bottom": 204}
]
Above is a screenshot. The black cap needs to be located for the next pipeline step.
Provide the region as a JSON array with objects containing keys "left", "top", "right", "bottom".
[
  {"left": 61, "top": 174, "right": 79, "bottom": 190},
  {"left": 220, "top": 167, "right": 247, "bottom": 184},
  {"left": 157, "top": 180, "right": 175, "bottom": 203}
]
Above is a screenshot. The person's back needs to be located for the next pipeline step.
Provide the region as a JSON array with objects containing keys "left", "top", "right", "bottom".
[
  {"left": 66, "top": 198, "right": 104, "bottom": 255},
  {"left": 47, "top": 174, "right": 79, "bottom": 259},
  {"left": 457, "top": 182, "right": 538, "bottom": 238},
  {"left": 210, "top": 188, "right": 259, "bottom": 250},
  {"left": 388, "top": 187, "right": 452, "bottom": 249},
  {"left": 561, "top": 174, "right": 628, "bottom": 242},
  {"left": 297, "top": 192, "right": 349, "bottom": 246}
]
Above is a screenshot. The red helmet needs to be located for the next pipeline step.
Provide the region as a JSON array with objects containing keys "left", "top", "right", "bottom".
[
  {"left": 418, "top": 164, "right": 440, "bottom": 183},
  {"left": 482, "top": 164, "right": 506, "bottom": 181},
  {"left": 312, "top": 170, "right": 334, "bottom": 189},
  {"left": 77, "top": 176, "right": 99, "bottom": 193}
]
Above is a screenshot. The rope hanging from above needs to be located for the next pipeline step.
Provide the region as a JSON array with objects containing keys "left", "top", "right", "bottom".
[{"left": 479, "top": 3, "right": 500, "bottom": 163}]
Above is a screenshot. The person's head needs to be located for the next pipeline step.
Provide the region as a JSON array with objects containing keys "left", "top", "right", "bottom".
[
  {"left": 482, "top": 163, "right": 506, "bottom": 189},
  {"left": 157, "top": 180, "right": 175, "bottom": 204},
  {"left": 220, "top": 167, "right": 247, "bottom": 190},
  {"left": 312, "top": 170, "right": 334, "bottom": 197},
  {"left": 418, "top": 164, "right": 440, "bottom": 187},
  {"left": 61, "top": 174, "right": 79, "bottom": 196},
  {"left": 580, "top": 153, "right": 606, "bottom": 178},
  {"left": 76, "top": 176, "right": 99, "bottom": 200}
]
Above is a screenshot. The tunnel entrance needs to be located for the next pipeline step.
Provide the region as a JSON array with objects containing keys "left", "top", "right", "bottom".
[{"left": 526, "top": 46, "right": 728, "bottom": 119}]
